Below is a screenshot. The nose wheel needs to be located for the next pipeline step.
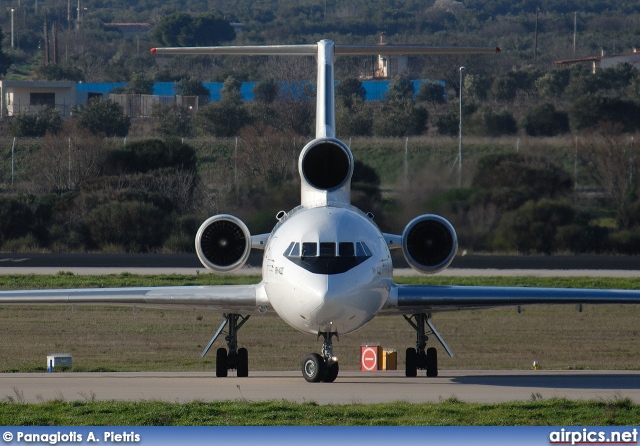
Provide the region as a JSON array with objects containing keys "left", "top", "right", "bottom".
[{"left": 302, "top": 331, "right": 339, "bottom": 383}]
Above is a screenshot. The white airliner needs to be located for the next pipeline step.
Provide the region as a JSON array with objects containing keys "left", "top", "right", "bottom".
[{"left": 3, "top": 40, "right": 640, "bottom": 382}]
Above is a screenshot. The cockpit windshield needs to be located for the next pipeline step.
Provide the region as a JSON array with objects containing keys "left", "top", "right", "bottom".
[{"left": 283, "top": 241, "right": 372, "bottom": 275}]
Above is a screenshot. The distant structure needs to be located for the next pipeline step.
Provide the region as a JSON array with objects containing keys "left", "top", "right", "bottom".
[
  {"left": 103, "top": 23, "right": 153, "bottom": 36},
  {"left": 1, "top": 78, "right": 436, "bottom": 119},
  {"left": 555, "top": 49, "right": 640, "bottom": 73},
  {"left": 0, "top": 81, "right": 76, "bottom": 118},
  {"left": 358, "top": 33, "right": 411, "bottom": 79}
]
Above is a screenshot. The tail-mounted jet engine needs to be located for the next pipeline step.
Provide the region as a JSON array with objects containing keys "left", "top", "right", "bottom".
[
  {"left": 195, "top": 214, "right": 251, "bottom": 272},
  {"left": 300, "top": 138, "right": 353, "bottom": 191},
  {"left": 401, "top": 215, "right": 458, "bottom": 274}
]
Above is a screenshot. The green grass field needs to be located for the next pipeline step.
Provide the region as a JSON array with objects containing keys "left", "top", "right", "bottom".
[{"left": 1, "top": 274, "right": 639, "bottom": 373}]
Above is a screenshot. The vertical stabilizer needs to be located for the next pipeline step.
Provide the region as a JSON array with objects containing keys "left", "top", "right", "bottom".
[{"left": 315, "top": 40, "right": 335, "bottom": 139}]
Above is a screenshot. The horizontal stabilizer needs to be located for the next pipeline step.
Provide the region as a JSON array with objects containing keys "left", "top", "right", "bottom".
[{"left": 151, "top": 44, "right": 501, "bottom": 57}]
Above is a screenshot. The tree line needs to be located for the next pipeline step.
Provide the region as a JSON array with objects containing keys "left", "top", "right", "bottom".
[
  {"left": 4, "top": 127, "right": 640, "bottom": 256},
  {"left": 12, "top": 59, "right": 640, "bottom": 141}
]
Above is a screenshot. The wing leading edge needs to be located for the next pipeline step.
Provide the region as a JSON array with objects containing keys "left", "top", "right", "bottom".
[
  {"left": 384, "top": 284, "right": 640, "bottom": 314},
  {"left": 0, "top": 284, "right": 266, "bottom": 313}
]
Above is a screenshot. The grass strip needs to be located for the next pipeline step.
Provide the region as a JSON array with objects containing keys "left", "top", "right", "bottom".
[
  {"left": 1, "top": 273, "right": 640, "bottom": 290},
  {"left": 0, "top": 397, "right": 638, "bottom": 426}
]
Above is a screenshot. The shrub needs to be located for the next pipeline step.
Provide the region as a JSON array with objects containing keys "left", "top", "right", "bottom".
[
  {"left": 106, "top": 139, "right": 197, "bottom": 174},
  {"left": 336, "top": 98, "right": 373, "bottom": 136},
  {"left": 74, "top": 99, "right": 130, "bottom": 137},
  {"left": 86, "top": 201, "right": 168, "bottom": 252},
  {"left": 416, "top": 81, "right": 446, "bottom": 104},
  {"left": 2, "top": 234, "right": 40, "bottom": 252},
  {"left": 373, "top": 100, "right": 428, "bottom": 136},
  {"left": 609, "top": 229, "right": 640, "bottom": 255},
  {"left": 466, "top": 108, "right": 517, "bottom": 136},
  {"left": 10, "top": 107, "right": 63, "bottom": 137},
  {"left": 152, "top": 104, "right": 194, "bottom": 138},
  {"left": 570, "top": 94, "right": 640, "bottom": 132},
  {"left": 523, "top": 103, "right": 570, "bottom": 136},
  {"left": 492, "top": 199, "right": 577, "bottom": 254},
  {"left": 473, "top": 153, "right": 572, "bottom": 209},
  {"left": 0, "top": 197, "right": 34, "bottom": 244}
]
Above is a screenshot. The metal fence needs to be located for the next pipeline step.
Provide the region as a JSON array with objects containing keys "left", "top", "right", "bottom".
[
  {"left": 108, "top": 94, "right": 199, "bottom": 118},
  {"left": 2, "top": 102, "right": 74, "bottom": 118}
]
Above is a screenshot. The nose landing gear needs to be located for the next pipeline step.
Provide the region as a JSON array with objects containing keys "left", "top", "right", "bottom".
[{"left": 302, "top": 331, "right": 339, "bottom": 383}]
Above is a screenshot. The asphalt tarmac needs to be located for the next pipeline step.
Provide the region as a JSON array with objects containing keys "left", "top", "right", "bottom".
[
  {"left": 1, "top": 370, "right": 639, "bottom": 404},
  {"left": 2, "top": 253, "right": 640, "bottom": 276}
]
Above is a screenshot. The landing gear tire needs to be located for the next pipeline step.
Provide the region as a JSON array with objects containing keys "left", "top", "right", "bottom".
[
  {"left": 405, "top": 348, "right": 417, "bottom": 377},
  {"left": 216, "top": 348, "right": 228, "bottom": 378},
  {"left": 323, "top": 361, "right": 339, "bottom": 383},
  {"left": 302, "top": 353, "right": 326, "bottom": 383},
  {"left": 237, "top": 347, "right": 249, "bottom": 377},
  {"left": 426, "top": 347, "right": 438, "bottom": 377}
]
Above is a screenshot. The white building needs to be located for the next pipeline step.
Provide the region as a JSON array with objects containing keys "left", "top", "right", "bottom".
[{"left": 0, "top": 80, "right": 76, "bottom": 118}]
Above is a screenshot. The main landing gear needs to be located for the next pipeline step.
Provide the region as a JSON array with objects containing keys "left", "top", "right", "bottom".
[
  {"left": 202, "top": 313, "right": 250, "bottom": 377},
  {"left": 302, "top": 331, "right": 339, "bottom": 383},
  {"left": 403, "top": 313, "right": 453, "bottom": 378}
]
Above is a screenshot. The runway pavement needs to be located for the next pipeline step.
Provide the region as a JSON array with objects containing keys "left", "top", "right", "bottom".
[
  {"left": 1, "top": 370, "right": 639, "bottom": 404},
  {"left": 2, "top": 253, "right": 640, "bottom": 276}
]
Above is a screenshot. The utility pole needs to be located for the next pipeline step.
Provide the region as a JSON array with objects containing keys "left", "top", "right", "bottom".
[
  {"left": 44, "top": 12, "right": 49, "bottom": 65},
  {"left": 76, "top": 0, "right": 81, "bottom": 32},
  {"left": 458, "top": 66, "right": 466, "bottom": 188},
  {"left": 52, "top": 22, "right": 58, "bottom": 64},
  {"left": 534, "top": 6, "right": 540, "bottom": 62},
  {"left": 573, "top": 12, "right": 577, "bottom": 56}
]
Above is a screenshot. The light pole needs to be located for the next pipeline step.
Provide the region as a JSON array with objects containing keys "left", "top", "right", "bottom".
[
  {"left": 458, "top": 66, "right": 466, "bottom": 188},
  {"left": 10, "top": 8, "right": 14, "bottom": 48}
]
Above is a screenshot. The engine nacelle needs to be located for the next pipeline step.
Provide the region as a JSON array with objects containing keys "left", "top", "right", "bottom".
[
  {"left": 299, "top": 137, "right": 353, "bottom": 207},
  {"left": 195, "top": 214, "right": 251, "bottom": 272},
  {"left": 299, "top": 138, "right": 352, "bottom": 191},
  {"left": 402, "top": 215, "right": 458, "bottom": 275}
]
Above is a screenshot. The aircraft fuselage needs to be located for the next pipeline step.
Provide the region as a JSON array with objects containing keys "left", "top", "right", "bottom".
[{"left": 263, "top": 205, "right": 392, "bottom": 335}]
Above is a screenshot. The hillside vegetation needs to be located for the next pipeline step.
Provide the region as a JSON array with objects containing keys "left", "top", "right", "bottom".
[{"left": 1, "top": 1, "right": 640, "bottom": 255}]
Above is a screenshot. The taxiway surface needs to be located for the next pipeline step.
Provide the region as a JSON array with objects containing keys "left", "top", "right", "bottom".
[{"left": 1, "top": 371, "right": 639, "bottom": 404}]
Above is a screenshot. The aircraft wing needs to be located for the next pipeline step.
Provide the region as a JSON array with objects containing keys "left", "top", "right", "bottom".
[
  {"left": 0, "top": 284, "right": 267, "bottom": 313},
  {"left": 383, "top": 284, "right": 640, "bottom": 314}
]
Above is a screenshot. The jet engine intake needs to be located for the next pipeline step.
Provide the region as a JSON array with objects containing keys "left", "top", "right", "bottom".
[
  {"left": 300, "top": 138, "right": 353, "bottom": 191},
  {"left": 195, "top": 215, "right": 251, "bottom": 272},
  {"left": 402, "top": 215, "right": 458, "bottom": 274}
]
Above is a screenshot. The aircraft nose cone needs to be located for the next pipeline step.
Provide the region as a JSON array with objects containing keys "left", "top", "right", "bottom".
[{"left": 298, "top": 276, "right": 342, "bottom": 322}]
